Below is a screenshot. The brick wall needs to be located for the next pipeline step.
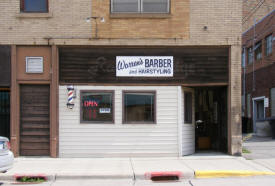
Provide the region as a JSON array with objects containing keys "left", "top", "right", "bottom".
[
  {"left": 0, "top": 0, "right": 242, "bottom": 46},
  {"left": 242, "top": 10, "right": 275, "bottom": 74},
  {"left": 243, "top": 0, "right": 275, "bottom": 32},
  {"left": 242, "top": 10, "right": 275, "bottom": 118}
]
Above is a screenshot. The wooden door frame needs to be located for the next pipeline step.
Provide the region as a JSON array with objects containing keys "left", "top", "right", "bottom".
[{"left": 10, "top": 45, "right": 59, "bottom": 157}]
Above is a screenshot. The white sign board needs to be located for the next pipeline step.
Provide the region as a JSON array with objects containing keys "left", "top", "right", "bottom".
[
  {"left": 116, "top": 56, "right": 173, "bottom": 77},
  {"left": 26, "top": 57, "right": 43, "bottom": 73},
  {"left": 99, "top": 108, "right": 111, "bottom": 114},
  {"left": 264, "top": 98, "right": 269, "bottom": 108}
]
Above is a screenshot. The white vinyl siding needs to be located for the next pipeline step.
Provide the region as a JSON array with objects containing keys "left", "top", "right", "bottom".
[
  {"left": 271, "top": 88, "right": 275, "bottom": 116},
  {"left": 59, "top": 86, "right": 179, "bottom": 157},
  {"left": 181, "top": 88, "right": 195, "bottom": 156}
]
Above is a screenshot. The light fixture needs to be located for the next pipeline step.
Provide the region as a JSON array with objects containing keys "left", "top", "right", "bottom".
[{"left": 86, "top": 16, "right": 105, "bottom": 38}]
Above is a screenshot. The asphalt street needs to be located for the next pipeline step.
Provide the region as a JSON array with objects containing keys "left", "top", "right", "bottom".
[
  {"left": 242, "top": 136, "right": 275, "bottom": 160},
  {"left": 2, "top": 176, "right": 275, "bottom": 186}
]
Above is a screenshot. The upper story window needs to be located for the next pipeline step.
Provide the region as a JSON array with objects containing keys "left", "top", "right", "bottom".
[
  {"left": 265, "top": 34, "right": 273, "bottom": 56},
  {"left": 247, "top": 47, "right": 253, "bottom": 64},
  {"left": 111, "top": 0, "right": 170, "bottom": 13},
  {"left": 254, "top": 41, "right": 262, "bottom": 61},
  {"left": 20, "top": 0, "right": 48, "bottom": 13}
]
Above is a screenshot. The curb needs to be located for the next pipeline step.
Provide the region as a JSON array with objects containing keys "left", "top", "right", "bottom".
[
  {"left": 55, "top": 174, "right": 134, "bottom": 180},
  {"left": 0, "top": 174, "right": 134, "bottom": 182},
  {"left": 135, "top": 171, "right": 195, "bottom": 180},
  {"left": 0, "top": 174, "right": 56, "bottom": 182},
  {"left": 195, "top": 170, "right": 275, "bottom": 178}
]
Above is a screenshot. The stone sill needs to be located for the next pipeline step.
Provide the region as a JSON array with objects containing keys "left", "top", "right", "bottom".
[
  {"left": 16, "top": 12, "right": 53, "bottom": 19},
  {"left": 110, "top": 13, "right": 171, "bottom": 19}
]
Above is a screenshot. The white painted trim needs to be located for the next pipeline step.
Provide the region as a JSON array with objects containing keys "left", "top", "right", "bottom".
[
  {"left": 252, "top": 96, "right": 265, "bottom": 101},
  {"left": 178, "top": 86, "right": 183, "bottom": 157}
]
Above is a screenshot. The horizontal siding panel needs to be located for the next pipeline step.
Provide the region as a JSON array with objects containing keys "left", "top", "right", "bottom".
[
  {"left": 59, "top": 133, "right": 177, "bottom": 137},
  {"left": 60, "top": 153, "right": 177, "bottom": 158},
  {"left": 59, "top": 85, "right": 179, "bottom": 157},
  {"left": 60, "top": 129, "right": 177, "bottom": 133}
]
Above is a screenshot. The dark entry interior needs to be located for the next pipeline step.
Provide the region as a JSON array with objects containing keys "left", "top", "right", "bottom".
[
  {"left": 0, "top": 89, "right": 10, "bottom": 138},
  {"left": 20, "top": 85, "right": 50, "bottom": 156},
  {"left": 195, "top": 87, "right": 227, "bottom": 152}
]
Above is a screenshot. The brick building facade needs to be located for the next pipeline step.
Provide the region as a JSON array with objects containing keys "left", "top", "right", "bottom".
[
  {"left": 242, "top": 0, "right": 275, "bottom": 32},
  {"left": 0, "top": 0, "right": 242, "bottom": 157},
  {"left": 242, "top": 10, "right": 275, "bottom": 132}
]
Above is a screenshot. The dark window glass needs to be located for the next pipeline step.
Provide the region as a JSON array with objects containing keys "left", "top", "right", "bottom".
[
  {"left": 184, "top": 92, "right": 192, "bottom": 123},
  {"left": 124, "top": 92, "right": 155, "bottom": 123},
  {"left": 271, "top": 88, "right": 275, "bottom": 117},
  {"left": 22, "top": 0, "right": 48, "bottom": 12},
  {"left": 81, "top": 91, "right": 113, "bottom": 123},
  {"left": 266, "top": 34, "right": 273, "bottom": 56},
  {"left": 254, "top": 41, "right": 262, "bottom": 60},
  {"left": 248, "top": 47, "right": 253, "bottom": 64},
  {"left": 112, "top": 0, "right": 139, "bottom": 13},
  {"left": 142, "top": 0, "right": 169, "bottom": 13},
  {"left": 242, "top": 48, "right": 245, "bottom": 67}
]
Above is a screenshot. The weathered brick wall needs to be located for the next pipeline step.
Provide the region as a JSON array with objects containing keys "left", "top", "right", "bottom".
[
  {"left": 92, "top": 0, "right": 189, "bottom": 39},
  {"left": 0, "top": 0, "right": 242, "bottom": 46},
  {"left": 243, "top": 0, "right": 275, "bottom": 32},
  {"left": 245, "top": 63, "right": 275, "bottom": 118},
  {"left": 242, "top": 11, "right": 275, "bottom": 118},
  {"left": 242, "top": 11, "right": 275, "bottom": 74}
]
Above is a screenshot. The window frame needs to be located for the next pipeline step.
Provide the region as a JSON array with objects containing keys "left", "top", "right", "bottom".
[
  {"left": 110, "top": 0, "right": 170, "bottom": 14},
  {"left": 80, "top": 90, "right": 115, "bottom": 124},
  {"left": 254, "top": 41, "right": 262, "bottom": 61},
  {"left": 20, "top": 0, "right": 49, "bottom": 13},
  {"left": 122, "top": 90, "right": 157, "bottom": 124},
  {"left": 184, "top": 91, "right": 193, "bottom": 124}
]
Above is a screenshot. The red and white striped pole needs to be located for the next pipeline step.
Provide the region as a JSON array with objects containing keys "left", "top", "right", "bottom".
[{"left": 67, "top": 85, "right": 75, "bottom": 109}]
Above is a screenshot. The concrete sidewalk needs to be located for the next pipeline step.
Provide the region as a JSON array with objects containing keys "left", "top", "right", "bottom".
[{"left": 0, "top": 154, "right": 275, "bottom": 182}]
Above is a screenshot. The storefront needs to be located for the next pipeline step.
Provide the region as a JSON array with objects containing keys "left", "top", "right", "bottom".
[{"left": 58, "top": 47, "right": 229, "bottom": 157}]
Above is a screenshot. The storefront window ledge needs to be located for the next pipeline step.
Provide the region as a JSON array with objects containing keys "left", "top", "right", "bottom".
[{"left": 16, "top": 12, "right": 53, "bottom": 19}]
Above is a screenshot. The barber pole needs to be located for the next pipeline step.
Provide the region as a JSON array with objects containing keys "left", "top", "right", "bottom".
[{"left": 67, "top": 85, "right": 75, "bottom": 109}]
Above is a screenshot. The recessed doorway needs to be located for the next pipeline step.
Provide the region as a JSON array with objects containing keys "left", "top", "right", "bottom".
[{"left": 194, "top": 87, "right": 228, "bottom": 152}]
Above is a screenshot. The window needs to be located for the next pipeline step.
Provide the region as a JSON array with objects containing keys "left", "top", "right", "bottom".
[
  {"left": 254, "top": 41, "right": 262, "bottom": 60},
  {"left": 184, "top": 92, "right": 192, "bottom": 124},
  {"left": 242, "top": 95, "right": 245, "bottom": 116},
  {"left": 123, "top": 92, "right": 155, "bottom": 123},
  {"left": 242, "top": 48, "right": 246, "bottom": 67},
  {"left": 80, "top": 91, "right": 114, "bottom": 123},
  {"left": 265, "top": 34, "right": 273, "bottom": 56},
  {"left": 21, "top": 0, "right": 48, "bottom": 13},
  {"left": 271, "top": 88, "right": 275, "bottom": 116},
  {"left": 247, "top": 94, "right": 251, "bottom": 118},
  {"left": 111, "top": 0, "right": 170, "bottom": 13},
  {"left": 247, "top": 47, "right": 253, "bottom": 64}
]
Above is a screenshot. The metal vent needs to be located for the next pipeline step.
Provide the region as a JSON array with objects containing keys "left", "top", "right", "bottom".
[{"left": 26, "top": 57, "right": 43, "bottom": 73}]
